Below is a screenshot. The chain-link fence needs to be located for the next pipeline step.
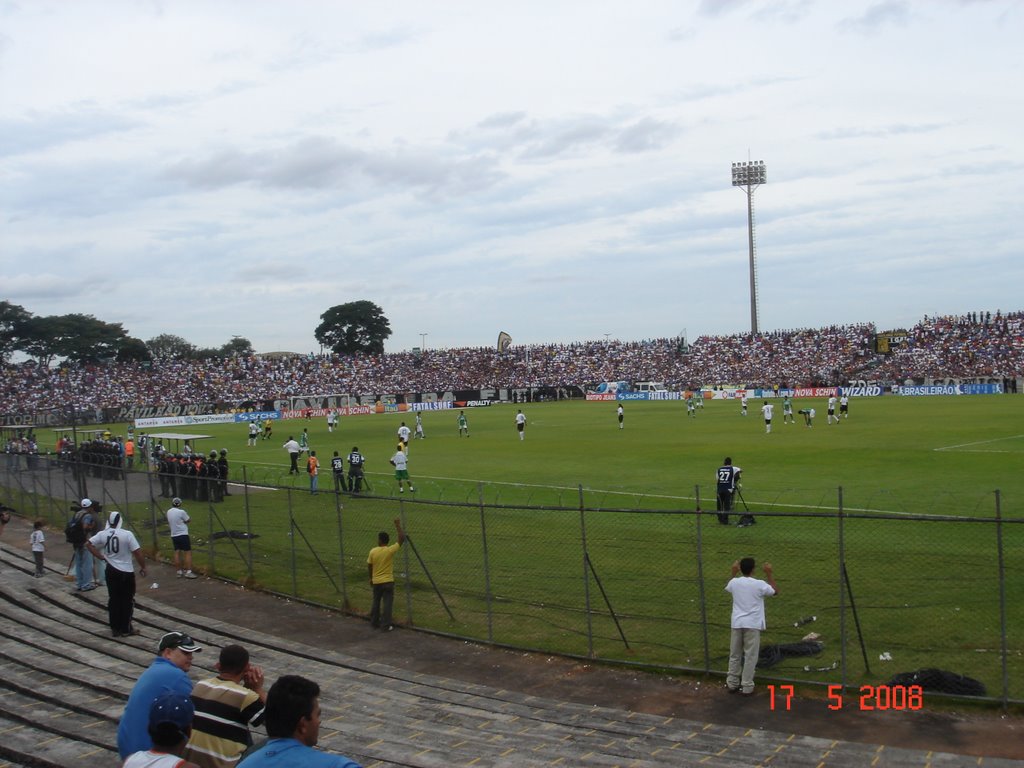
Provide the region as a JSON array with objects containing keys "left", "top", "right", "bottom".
[{"left": 3, "top": 456, "right": 1020, "bottom": 705}]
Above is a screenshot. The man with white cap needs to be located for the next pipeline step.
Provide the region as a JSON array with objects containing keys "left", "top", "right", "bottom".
[
  {"left": 85, "top": 509, "right": 146, "bottom": 637},
  {"left": 167, "top": 498, "right": 198, "bottom": 579},
  {"left": 118, "top": 630, "right": 203, "bottom": 760},
  {"left": 70, "top": 498, "right": 99, "bottom": 591}
]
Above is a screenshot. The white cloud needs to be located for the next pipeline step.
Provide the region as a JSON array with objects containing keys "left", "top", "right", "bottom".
[{"left": 0, "top": 0, "right": 1021, "bottom": 353}]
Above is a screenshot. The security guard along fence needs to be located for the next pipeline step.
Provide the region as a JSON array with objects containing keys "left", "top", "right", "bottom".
[{"left": 2, "top": 456, "right": 1020, "bottom": 707}]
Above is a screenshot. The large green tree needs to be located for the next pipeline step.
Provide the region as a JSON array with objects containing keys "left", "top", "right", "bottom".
[
  {"left": 315, "top": 300, "right": 392, "bottom": 355},
  {"left": 221, "top": 336, "right": 255, "bottom": 358},
  {"left": 16, "top": 313, "right": 129, "bottom": 365},
  {"left": 0, "top": 300, "right": 31, "bottom": 362},
  {"left": 116, "top": 337, "right": 152, "bottom": 363},
  {"left": 146, "top": 333, "right": 197, "bottom": 359}
]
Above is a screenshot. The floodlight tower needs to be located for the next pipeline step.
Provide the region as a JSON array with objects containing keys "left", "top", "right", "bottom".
[{"left": 731, "top": 160, "right": 767, "bottom": 335}]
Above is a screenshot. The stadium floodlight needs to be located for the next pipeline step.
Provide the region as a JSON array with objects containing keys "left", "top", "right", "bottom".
[
  {"left": 731, "top": 160, "right": 767, "bottom": 335},
  {"left": 419, "top": 332, "right": 428, "bottom": 350}
]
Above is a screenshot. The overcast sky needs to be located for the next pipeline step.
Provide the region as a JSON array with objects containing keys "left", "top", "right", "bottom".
[{"left": 1, "top": 0, "right": 1021, "bottom": 355}]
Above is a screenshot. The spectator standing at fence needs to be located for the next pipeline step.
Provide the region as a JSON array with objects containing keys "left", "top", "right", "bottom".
[
  {"left": 69, "top": 498, "right": 99, "bottom": 591},
  {"left": 123, "top": 692, "right": 201, "bottom": 768},
  {"left": 237, "top": 675, "right": 361, "bottom": 768},
  {"left": 307, "top": 451, "right": 320, "bottom": 495},
  {"left": 367, "top": 518, "right": 406, "bottom": 631},
  {"left": 86, "top": 510, "right": 147, "bottom": 637},
  {"left": 118, "top": 631, "right": 202, "bottom": 759},
  {"left": 125, "top": 436, "right": 136, "bottom": 470},
  {"left": 283, "top": 437, "right": 300, "bottom": 475},
  {"left": 30, "top": 519, "right": 45, "bottom": 577},
  {"left": 725, "top": 557, "right": 778, "bottom": 696},
  {"left": 185, "top": 644, "right": 267, "bottom": 768},
  {"left": 168, "top": 498, "right": 198, "bottom": 579}
]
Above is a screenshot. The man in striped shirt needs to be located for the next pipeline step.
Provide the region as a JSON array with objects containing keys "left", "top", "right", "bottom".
[{"left": 185, "top": 645, "right": 267, "bottom": 768}]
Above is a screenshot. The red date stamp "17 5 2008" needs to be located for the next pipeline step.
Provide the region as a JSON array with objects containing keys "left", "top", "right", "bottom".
[{"left": 768, "top": 684, "right": 924, "bottom": 711}]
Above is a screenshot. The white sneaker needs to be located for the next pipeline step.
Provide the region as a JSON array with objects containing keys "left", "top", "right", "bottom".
[
  {"left": 176, "top": 570, "right": 183, "bottom": 578},
  {"left": 184, "top": 570, "right": 198, "bottom": 579}
]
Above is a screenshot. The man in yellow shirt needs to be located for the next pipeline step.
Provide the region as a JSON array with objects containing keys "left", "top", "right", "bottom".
[{"left": 367, "top": 518, "right": 405, "bottom": 631}]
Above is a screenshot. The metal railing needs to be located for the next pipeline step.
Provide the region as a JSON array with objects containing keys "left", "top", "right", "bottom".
[{"left": 3, "top": 455, "right": 1020, "bottom": 706}]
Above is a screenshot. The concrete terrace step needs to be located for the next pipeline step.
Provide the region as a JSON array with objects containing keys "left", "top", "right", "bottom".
[{"left": 0, "top": 547, "right": 1019, "bottom": 768}]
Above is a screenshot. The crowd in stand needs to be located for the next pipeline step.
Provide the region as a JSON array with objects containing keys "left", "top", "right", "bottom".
[
  {"left": 870, "top": 311, "right": 1024, "bottom": 381},
  {"left": 0, "top": 314, "right": 1021, "bottom": 413}
]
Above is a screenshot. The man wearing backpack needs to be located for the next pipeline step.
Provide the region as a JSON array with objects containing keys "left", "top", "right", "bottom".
[{"left": 67, "top": 498, "right": 100, "bottom": 591}]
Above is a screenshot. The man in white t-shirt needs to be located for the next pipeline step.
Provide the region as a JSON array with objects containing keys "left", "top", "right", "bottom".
[
  {"left": 515, "top": 410, "right": 527, "bottom": 440},
  {"left": 761, "top": 401, "right": 774, "bottom": 434},
  {"left": 86, "top": 510, "right": 147, "bottom": 637},
  {"left": 167, "top": 498, "right": 197, "bottom": 579},
  {"left": 724, "top": 557, "right": 778, "bottom": 695},
  {"left": 397, "top": 422, "right": 411, "bottom": 451}
]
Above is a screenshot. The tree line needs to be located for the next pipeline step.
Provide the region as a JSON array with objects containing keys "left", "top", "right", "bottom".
[{"left": 0, "top": 300, "right": 391, "bottom": 366}]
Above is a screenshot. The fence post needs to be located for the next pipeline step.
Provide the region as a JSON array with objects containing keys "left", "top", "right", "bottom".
[
  {"left": 478, "top": 483, "right": 494, "bottom": 643},
  {"left": 206, "top": 492, "right": 215, "bottom": 576},
  {"left": 335, "top": 485, "right": 348, "bottom": 611},
  {"left": 288, "top": 488, "right": 297, "bottom": 597},
  {"left": 695, "top": 483, "right": 711, "bottom": 673},
  {"left": 399, "top": 499, "right": 414, "bottom": 626},
  {"left": 837, "top": 486, "right": 847, "bottom": 689},
  {"left": 243, "top": 466, "right": 254, "bottom": 586},
  {"left": 207, "top": 496, "right": 216, "bottom": 575},
  {"left": 578, "top": 485, "right": 595, "bottom": 659},
  {"left": 994, "top": 489, "right": 1009, "bottom": 708},
  {"left": 147, "top": 470, "right": 159, "bottom": 553}
]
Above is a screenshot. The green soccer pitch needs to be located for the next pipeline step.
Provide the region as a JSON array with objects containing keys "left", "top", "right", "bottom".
[
  {"left": 206, "top": 395, "right": 1023, "bottom": 517},
  {"left": 69, "top": 394, "right": 1024, "bottom": 696}
]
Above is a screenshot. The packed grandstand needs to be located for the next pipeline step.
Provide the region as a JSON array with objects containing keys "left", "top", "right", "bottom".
[{"left": 1, "top": 311, "right": 1021, "bottom": 413}]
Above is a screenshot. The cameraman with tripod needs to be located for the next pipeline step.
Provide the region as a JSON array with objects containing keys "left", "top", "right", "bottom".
[{"left": 716, "top": 457, "right": 756, "bottom": 527}]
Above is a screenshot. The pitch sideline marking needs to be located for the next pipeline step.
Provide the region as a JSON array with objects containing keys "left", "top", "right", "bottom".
[
  {"left": 933, "top": 434, "right": 1024, "bottom": 452},
  {"left": 234, "top": 463, "right": 958, "bottom": 517}
]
